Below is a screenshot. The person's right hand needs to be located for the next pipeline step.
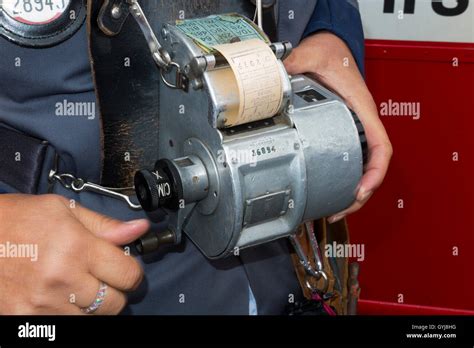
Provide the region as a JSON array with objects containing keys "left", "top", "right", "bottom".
[{"left": 0, "top": 194, "right": 150, "bottom": 315}]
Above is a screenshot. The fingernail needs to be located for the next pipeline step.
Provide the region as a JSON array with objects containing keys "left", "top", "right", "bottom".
[
  {"left": 328, "top": 214, "right": 346, "bottom": 224},
  {"left": 125, "top": 219, "right": 149, "bottom": 227},
  {"left": 357, "top": 189, "right": 373, "bottom": 202}
]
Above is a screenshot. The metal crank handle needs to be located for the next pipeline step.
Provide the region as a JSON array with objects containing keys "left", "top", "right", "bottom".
[{"left": 71, "top": 180, "right": 142, "bottom": 211}]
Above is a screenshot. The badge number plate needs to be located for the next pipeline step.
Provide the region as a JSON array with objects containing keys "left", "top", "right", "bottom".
[
  {"left": 3, "top": 0, "right": 71, "bottom": 25},
  {"left": 0, "top": 0, "right": 86, "bottom": 47}
]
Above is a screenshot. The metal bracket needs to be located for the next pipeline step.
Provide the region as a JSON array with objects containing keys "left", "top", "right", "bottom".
[
  {"left": 98, "top": 0, "right": 172, "bottom": 69},
  {"left": 97, "top": 0, "right": 131, "bottom": 36}
]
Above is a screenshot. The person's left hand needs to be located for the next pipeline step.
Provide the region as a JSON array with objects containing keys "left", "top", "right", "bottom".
[{"left": 284, "top": 31, "right": 393, "bottom": 223}]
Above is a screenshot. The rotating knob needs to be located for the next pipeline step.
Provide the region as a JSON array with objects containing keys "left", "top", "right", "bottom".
[
  {"left": 135, "top": 156, "right": 209, "bottom": 213},
  {"left": 134, "top": 160, "right": 183, "bottom": 212}
]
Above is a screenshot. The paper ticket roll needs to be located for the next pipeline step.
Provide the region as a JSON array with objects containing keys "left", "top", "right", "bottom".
[
  {"left": 213, "top": 39, "right": 284, "bottom": 127},
  {"left": 176, "top": 14, "right": 270, "bottom": 54}
]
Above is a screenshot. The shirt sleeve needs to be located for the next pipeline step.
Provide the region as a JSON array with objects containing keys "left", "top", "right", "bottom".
[{"left": 302, "top": 0, "right": 366, "bottom": 76}]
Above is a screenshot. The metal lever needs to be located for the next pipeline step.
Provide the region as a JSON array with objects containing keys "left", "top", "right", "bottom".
[
  {"left": 126, "top": 0, "right": 188, "bottom": 90},
  {"left": 127, "top": 0, "right": 171, "bottom": 70}
]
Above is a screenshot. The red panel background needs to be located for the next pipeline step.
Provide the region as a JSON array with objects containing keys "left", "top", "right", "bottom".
[{"left": 349, "top": 40, "right": 474, "bottom": 313}]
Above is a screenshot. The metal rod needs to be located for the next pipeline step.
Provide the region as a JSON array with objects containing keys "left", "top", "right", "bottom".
[
  {"left": 256, "top": 0, "right": 263, "bottom": 30},
  {"left": 188, "top": 42, "right": 292, "bottom": 77}
]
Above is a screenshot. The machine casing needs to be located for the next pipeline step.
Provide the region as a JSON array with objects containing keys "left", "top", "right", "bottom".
[{"left": 147, "top": 22, "right": 364, "bottom": 259}]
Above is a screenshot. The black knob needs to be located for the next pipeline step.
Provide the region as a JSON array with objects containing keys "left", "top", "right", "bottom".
[{"left": 134, "top": 160, "right": 183, "bottom": 212}]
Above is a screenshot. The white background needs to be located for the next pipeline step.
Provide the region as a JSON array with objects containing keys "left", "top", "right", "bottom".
[{"left": 359, "top": 0, "right": 474, "bottom": 43}]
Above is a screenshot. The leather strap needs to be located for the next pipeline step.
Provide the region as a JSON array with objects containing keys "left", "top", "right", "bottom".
[
  {"left": 0, "top": 124, "right": 52, "bottom": 194},
  {"left": 87, "top": 0, "right": 161, "bottom": 188},
  {"left": 262, "top": 2, "right": 278, "bottom": 42}
]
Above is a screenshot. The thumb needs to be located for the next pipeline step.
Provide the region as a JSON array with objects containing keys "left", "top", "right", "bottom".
[
  {"left": 283, "top": 45, "right": 317, "bottom": 76},
  {"left": 70, "top": 204, "right": 150, "bottom": 245},
  {"left": 283, "top": 50, "right": 306, "bottom": 75}
]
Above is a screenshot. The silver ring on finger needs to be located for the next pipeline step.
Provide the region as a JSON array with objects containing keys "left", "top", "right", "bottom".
[{"left": 80, "top": 282, "right": 108, "bottom": 314}]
